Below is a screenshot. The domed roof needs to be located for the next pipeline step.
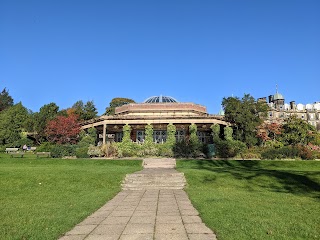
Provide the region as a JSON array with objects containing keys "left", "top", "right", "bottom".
[
  {"left": 273, "top": 92, "right": 284, "bottom": 100},
  {"left": 218, "top": 109, "right": 225, "bottom": 116},
  {"left": 144, "top": 95, "right": 178, "bottom": 103}
]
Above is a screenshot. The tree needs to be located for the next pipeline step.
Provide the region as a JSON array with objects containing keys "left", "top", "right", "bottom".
[
  {"left": 280, "top": 116, "right": 316, "bottom": 145},
  {"left": 222, "top": 94, "right": 268, "bottom": 147},
  {"left": 257, "top": 122, "right": 282, "bottom": 146},
  {"left": 71, "top": 100, "right": 98, "bottom": 121},
  {"left": 0, "top": 88, "right": 14, "bottom": 112},
  {"left": 105, "top": 98, "right": 135, "bottom": 115},
  {"left": 83, "top": 101, "right": 98, "bottom": 120},
  {"left": 0, "top": 102, "right": 29, "bottom": 145},
  {"left": 45, "top": 114, "right": 81, "bottom": 144},
  {"left": 33, "top": 103, "right": 59, "bottom": 143}
]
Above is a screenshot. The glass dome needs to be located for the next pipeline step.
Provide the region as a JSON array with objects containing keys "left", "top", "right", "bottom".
[{"left": 144, "top": 95, "right": 178, "bottom": 103}]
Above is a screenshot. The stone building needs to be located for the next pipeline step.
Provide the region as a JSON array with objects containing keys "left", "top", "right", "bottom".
[
  {"left": 258, "top": 91, "right": 320, "bottom": 130},
  {"left": 81, "top": 95, "right": 229, "bottom": 144}
]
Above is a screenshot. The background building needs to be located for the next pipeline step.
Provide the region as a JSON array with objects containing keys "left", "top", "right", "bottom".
[{"left": 258, "top": 91, "right": 320, "bottom": 130}]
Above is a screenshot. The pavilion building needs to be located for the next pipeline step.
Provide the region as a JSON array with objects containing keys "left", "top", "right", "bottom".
[{"left": 81, "top": 95, "right": 229, "bottom": 144}]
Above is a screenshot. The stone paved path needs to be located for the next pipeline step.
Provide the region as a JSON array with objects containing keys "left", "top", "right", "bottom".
[{"left": 59, "top": 159, "right": 217, "bottom": 240}]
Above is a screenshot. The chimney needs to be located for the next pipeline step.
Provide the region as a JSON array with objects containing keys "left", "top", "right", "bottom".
[{"left": 290, "top": 101, "right": 296, "bottom": 110}]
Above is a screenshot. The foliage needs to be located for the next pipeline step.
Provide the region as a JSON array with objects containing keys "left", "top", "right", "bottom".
[
  {"left": 87, "top": 145, "right": 103, "bottom": 157},
  {"left": 75, "top": 147, "right": 90, "bottom": 158},
  {"left": 45, "top": 114, "right": 81, "bottom": 144},
  {"left": 210, "top": 124, "right": 220, "bottom": 141},
  {"left": 213, "top": 139, "right": 246, "bottom": 158},
  {"left": 224, "top": 126, "right": 233, "bottom": 141},
  {"left": 261, "top": 145, "right": 315, "bottom": 160},
  {"left": 0, "top": 102, "right": 29, "bottom": 145},
  {"left": 78, "top": 128, "right": 96, "bottom": 148},
  {"left": 173, "top": 139, "right": 206, "bottom": 158},
  {"left": 117, "top": 124, "right": 139, "bottom": 157},
  {"left": 189, "top": 123, "right": 201, "bottom": 153},
  {"left": 100, "top": 142, "right": 118, "bottom": 157},
  {"left": 257, "top": 122, "right": 282, "bottom": 147},
  {"left": 241, "top": 147, "right": 263, "bottom": 159},
  {"left": 36, "top": 142, "right": 54, "bottom": 152},
  {"left": 156, "top": 143, "right": 174, "bottom": 157},
  {"left": 33, "top": 103, "right": 59, "bottom": 144},
  {"left": 173, "top": 139, "right": 191, "bottom": 157},
  {"left": 222, "top": 94, "right": 269, "bottom": 147},
  {"left": 12, "top": 136, "right": 33, "bottom": 148},
  {"left": 0, "top": 88, "right": 14, "bottom": 112},
  {"left": 144, "top": 124, "right": 154, "bottom": 145},
  {"left": 105, "top": 98, "right": 135, "bottom": 115},
  {"left": 161, "top": 123, "right": 176, "bottom": 157},
  {"left": 50, "top": 144, "right": 76, "bottom": 158},
  {"left": 280, "top": 116, "right": 316, "bottom": 145},
  {"left": 72, "top": 100, "right": 98, "bottom": 121}
]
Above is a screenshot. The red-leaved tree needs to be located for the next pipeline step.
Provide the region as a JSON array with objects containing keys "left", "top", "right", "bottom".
[{"left": 45, "top": 114, "right": 81, "bottom": 144}]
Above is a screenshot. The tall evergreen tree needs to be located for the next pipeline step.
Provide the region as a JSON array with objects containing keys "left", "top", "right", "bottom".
[{"left": 0, "top": 88, "right": 14, "bottom": 112}]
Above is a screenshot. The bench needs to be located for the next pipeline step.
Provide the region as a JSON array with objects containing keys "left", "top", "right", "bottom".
[
  {"left": 10, "top": 152, "right": 24, "bottom": 158},
  {"left": 28, "top": 147, "right": 37, "bottom": 152},
  {"left": 5, "top": 148, "right": 19, "bottom": 153},
  {"left": 36, "top": 152, "right": 51, "bottom": 158}
]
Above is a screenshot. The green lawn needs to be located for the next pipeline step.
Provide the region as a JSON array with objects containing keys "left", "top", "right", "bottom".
[
  {"left": 177, "top": 160, "right": 320, "bottom": 240},
  {"left": 0, "top": 154, "right": 142, "bottom": 240}
]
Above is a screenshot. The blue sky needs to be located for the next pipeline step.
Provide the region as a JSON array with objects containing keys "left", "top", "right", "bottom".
[{"left": 1, "top": 0, "right": 319, "bottom": 115}]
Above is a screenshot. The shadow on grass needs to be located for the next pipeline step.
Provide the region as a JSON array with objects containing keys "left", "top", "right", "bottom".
[{"left": 183, "top": 160, "right": 320, "bottom": 199}]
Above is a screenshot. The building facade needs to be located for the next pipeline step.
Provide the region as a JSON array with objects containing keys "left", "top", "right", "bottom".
[
  {"left": 258, "top": 92, "right": 320, "bottom": 130},
  {"left": 81, "top": 96, "right": 229, "bottom": 144}
]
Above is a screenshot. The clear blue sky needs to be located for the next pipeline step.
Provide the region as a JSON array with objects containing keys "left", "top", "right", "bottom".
[{"left": 1, "top": 0, "right": 319, "bottom": 115}]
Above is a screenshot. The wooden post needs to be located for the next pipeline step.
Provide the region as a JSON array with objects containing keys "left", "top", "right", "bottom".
[{"left": 103, "top": 124, "right": 107, "bottom": 145}]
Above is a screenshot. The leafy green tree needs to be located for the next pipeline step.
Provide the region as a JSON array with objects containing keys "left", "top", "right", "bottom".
[
  {"left": 222, "top": 94, "right": 268, "bottom": 147},
  {"left": 280, "top": 116, "right": 316, "bottom": 145},
  {"left": 33, "top": 103, "right": 59, "bottom": 144},
  {"left": 105, "top": 98, "right": 135, "bottom": 115},
  {"left": 0, "top": 88, "right": 14, "bottom": 112},
  {"left": 0, "top": 102, "right": 29, "bottom": 145}
]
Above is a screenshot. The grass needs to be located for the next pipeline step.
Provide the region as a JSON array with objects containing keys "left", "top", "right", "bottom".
[
  {"left": 176, "top": 160, "right": 320, "bottom": 240},
  {"left": 0, "top": 153, "right": 142, "bottom": 240}
]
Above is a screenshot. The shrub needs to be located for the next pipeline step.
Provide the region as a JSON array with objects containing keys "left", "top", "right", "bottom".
[
  {"left": 50, "top": 144, "right": 76, "bottom": 158},
  {"left": 241, "top": 147, "right": 263, "bottom": 159},
  {"left": 261, "top": 146, "right": 306, "bottom": 160},
  {"left": 36, "top": 142, "right": 54, "bottom": 152},
  {"left": 297, "top": 145, "right": 315, "bottom": 160},
  {"left": 76, "top": 147, "right": 89, "bottom": 158},
  {"left": 157, "top": 144, "right": 174, "bottom": 157},
  {"left": 100, "top": 142, "right": 118, "bottom": 157},
  {"left": 87, "top": 145, "right": 103, "bottom": 157},
  {"left": 214, "top": 139, "right": 246, "bottom": 158}
]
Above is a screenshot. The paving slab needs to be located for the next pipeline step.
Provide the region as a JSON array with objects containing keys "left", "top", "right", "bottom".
[{"left": 58, "top": 158, "right": 217, "bottom": 240}]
